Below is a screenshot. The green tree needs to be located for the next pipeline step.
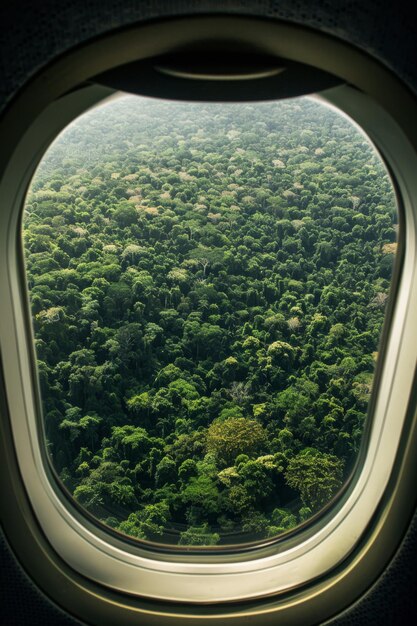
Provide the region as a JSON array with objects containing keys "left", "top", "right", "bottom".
[
  {"left": 206, "top": 417, "right": 268, "bottom": 466},
  {"left": 285, "top": 449, "right": 344, "bottom": 510}
]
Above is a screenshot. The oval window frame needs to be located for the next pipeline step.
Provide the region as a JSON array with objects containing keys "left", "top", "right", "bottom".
[{"left": 1, "top": 15, "right": 417, "bottom": 625}]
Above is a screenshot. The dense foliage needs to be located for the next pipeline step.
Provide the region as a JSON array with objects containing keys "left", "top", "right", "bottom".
[{"left": 23, "top": 96, "right": 397, "bottom": 545}]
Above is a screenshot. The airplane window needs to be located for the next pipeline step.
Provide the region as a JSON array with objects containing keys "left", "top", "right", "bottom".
[
  {"left": 22, "top": 93, "right": 398, "bottom": 548},
  {"left": 3, "top": 12, "right": 417, "bottom": 620}
]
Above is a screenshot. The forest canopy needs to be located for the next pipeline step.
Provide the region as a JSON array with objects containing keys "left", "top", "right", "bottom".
[{"left": 23, "top": 95, "right": 397, "bottom": 546}]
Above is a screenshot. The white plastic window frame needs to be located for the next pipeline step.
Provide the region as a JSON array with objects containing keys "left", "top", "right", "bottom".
[{"left": 1, "top": 16, "right": 417, "bottom": 624}]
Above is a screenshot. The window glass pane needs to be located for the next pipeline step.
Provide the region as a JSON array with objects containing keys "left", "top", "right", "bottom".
[{"left": 22, "top": 95, "right": 398, "bottom": 547}]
